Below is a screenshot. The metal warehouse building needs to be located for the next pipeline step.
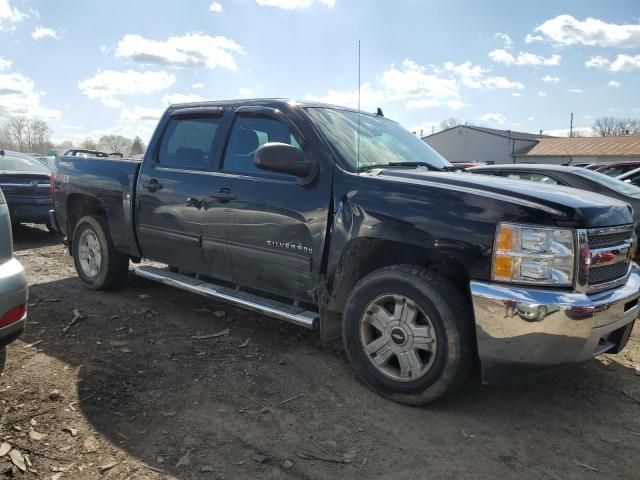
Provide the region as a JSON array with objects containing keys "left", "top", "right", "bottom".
[
  {"left": 423, "top": 125, "right": 640, "bottom": 165},
  {"left": 514, "top": 136, "right": 640, "bottom": 164},
  {"left": 422, "top": 125, "right": 552, "bottom": 165}
]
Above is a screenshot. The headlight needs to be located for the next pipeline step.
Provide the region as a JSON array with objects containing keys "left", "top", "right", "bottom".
[{"left": 492, "top": 223, "right": 575, "bottom": 286}]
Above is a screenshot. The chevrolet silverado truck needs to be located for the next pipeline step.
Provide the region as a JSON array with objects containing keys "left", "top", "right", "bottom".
[{"left": 51, "top": 100, "right": 640, "bottom": 405}]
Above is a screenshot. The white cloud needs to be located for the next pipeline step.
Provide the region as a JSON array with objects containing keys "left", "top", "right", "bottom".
[
  {"left": 585, "top": 54, "right": 640, "bottom": 72},
  {"left": 0, "top": 56, "right": 11, "bottom": 71},
  {"left": 256, "top": 0, "right": 335, "bottom": 8},
  {"left": 489, "top": 49, "right": 561, "bottom": 66},
  {"left": 608, "top": 80, "right": 621, "bottom": 88},
  {"left": 512, "top": 92, "right": 522, "bottom": 97},
  {"left": 479, "top": 112, "right": 506, "bottom": 124},
  {"left": 380, "top": 60, "right": 460, "bottom": 108},
  {"left": 79, "top": 70, "right": 176, "bottom": 108},
  {"left": 538, "top": 90, "right": 547, "bottom": 97},
  {"left": 0, "top": 71, "right": 60, "bottom": 119},
  {"left": 527, "top": 116, "right": 534, "bottom": 121},
  {"left": 209, "top": 1, "right": 223, "bottom": 12},
  {"left": 0, "top": 0, "right": 25, "bottom": 32},
  {"left": 120, "top": 106, "right": 165, "bottom": 123},
  {"left": 31, "top": 25, "right": 59, "bottom": 40},
  {"left": 116, "top": 33, "right": 244, "bottom": 70},
  {"left": 307, "top": 58, "right": 523, "bottom": 112},
  {"left": 569, "top": 88, "right": 583, "bottom": 93},
  {"left": 541, "top": 74, "right": 560, "bottom": 84},
  {"left": 305, "top": 82, "right": 382, "bottom": 110},
  {"left": 162, "top": 93, "right": 206, "bottom": 106},
  {"left": 524, "top": 34, "right": 544, "bottom": 44},
  {"left": 192, "top": 82, "right": 205, "bottom": 89},
  {"left": 531, "top": 15, "right": 640, "bottom": 48},
  {"left": 238, "top": 87, "right": 254, "bottom": 97},
  {"left": 483, "top": 76, "right": 524, "bottom": 89},
  {"left": 494, "top": 32, "right": 513, "bottom": 49}
]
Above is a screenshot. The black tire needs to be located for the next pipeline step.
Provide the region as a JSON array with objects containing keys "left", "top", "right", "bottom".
[
  {"left": 72, "top": 215, "right": 129, "bottom": 290},
  {"left": 342, "top": 265, "right": 474, "bottom": 405}
]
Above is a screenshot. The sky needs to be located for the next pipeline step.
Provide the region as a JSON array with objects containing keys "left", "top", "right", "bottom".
[{"left": 0, "top": 0, "right": 639, "bottom": 144}]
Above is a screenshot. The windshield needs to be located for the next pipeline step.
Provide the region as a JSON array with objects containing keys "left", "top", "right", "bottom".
[
  {"left": 305, "top": 107, "right": 451, "bottom": 172},
  {"left": 575, "top": 168, "right": 640, "bottom": 197},
  {"left": 0, "top": 152, "right": 50, "bottom": 173}
]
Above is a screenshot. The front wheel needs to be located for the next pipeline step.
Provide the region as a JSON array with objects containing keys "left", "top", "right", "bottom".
[
  {"left": 342, "top": 265, "right": 475, "bottom": 405},
  {"left": 72, "top": 215, "right": 129, "bottom": 290}
]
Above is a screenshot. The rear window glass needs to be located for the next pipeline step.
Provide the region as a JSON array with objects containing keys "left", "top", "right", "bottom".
[
  {"left": 0, "top": 153, "right": 49, "bottom": 173},
  {"left": 158, "top": 117, "right": 220, "bottom": 169},
  {"left": 575, "top": 169, "right": 640, "bottom": 197}
]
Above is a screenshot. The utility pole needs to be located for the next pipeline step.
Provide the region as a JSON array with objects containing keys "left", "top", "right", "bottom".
[{"left": 569, "top": 112, "right": 574, "bottom": 138}]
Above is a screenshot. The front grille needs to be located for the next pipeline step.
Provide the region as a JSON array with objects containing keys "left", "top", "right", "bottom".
[
  {"left": 588, "top": 230, "right": 633, "bottom": 249},
  {"left": 584, "top": 225, "right": 635, "bottom": 290},
  {"left": 589, "top": 262, "right": 630, "bottom": 285}
]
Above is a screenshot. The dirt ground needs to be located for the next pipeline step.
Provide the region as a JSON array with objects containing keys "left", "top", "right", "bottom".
[{"left": 1, "top": 224, "right": 639, "bottom": 480}]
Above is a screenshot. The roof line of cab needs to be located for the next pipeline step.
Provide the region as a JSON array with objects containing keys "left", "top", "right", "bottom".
[{"left": 164, "top": 98, "right": 390, "bottom": 120}]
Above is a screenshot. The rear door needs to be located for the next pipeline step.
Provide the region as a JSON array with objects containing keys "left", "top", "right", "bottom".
[{"left": 136, "top": 110, "right": 224, "bottom": 273}]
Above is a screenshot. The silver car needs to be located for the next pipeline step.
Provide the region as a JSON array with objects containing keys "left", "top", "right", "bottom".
[{"left": 0, "top": 187, "right": 28, "bottom": 370}]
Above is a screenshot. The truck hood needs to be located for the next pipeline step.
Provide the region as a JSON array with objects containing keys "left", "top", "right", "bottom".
[{"left": 376, "top": 169, "right": 634, "bottom": 228}]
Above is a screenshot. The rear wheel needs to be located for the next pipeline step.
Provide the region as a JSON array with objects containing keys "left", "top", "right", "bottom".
[
  {"left": 342, "top": 265, "right": 474, "bottom": 405},
  {"left": 72, "top": 215, "right": 129, "bottom": 290}
]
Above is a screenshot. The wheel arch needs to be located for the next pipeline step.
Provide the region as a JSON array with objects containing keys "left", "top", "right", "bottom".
[{"left": 324, "top": 237, "right": 471, "bottom": 314}]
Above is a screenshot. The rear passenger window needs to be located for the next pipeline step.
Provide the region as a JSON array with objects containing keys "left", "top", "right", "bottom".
[
  {"left": 158, "top": 118, "right": 220, "bottom": 169},
  {"left": 222, "top": 116, "right": 301, "bottom": 176},
  {"left": 505, "top": 172, "right": 559, "bottom": 185}
]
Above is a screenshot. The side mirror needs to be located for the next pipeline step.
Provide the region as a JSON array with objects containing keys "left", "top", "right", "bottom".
[{"left": 254, "top": 142, "right": 317, "bottom": 184}]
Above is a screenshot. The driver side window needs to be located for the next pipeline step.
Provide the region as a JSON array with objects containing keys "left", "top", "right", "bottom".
[{"left": 222, "top": 116, "right": 301, "bottom": 177}]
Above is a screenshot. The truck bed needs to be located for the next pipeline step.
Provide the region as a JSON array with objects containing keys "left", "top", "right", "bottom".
[{"left": 53, "top": 156, "right": 142, "bottom": 257}]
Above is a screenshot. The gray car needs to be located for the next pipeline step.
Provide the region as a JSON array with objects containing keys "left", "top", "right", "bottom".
[{"left": 0, "top": 187, "right": 28, "bottom": 370}]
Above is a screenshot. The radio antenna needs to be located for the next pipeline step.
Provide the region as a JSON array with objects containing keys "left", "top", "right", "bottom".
[{"left": 357, "top": 40, "right": 361, "bottom": 173}]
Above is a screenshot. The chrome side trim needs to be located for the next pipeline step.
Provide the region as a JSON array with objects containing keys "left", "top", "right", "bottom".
[
  {"left": 134, "top": 266, "right": 318, "bottom": 330},
  {"left": 0, "top": 183, "right": 50, "bottom": 188}
]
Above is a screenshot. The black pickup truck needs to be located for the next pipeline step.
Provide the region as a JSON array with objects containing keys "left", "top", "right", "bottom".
[{"left": 51, "top": 99, "right": 640, "bottom": 405}]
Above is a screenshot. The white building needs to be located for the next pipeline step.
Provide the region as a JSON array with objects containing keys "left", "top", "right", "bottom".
[
  {"left": 423, "top": 125, "right": 550, "bottom": 165},
  {"left": 422, "top": 125, "right": 640, "bottom": 165}
]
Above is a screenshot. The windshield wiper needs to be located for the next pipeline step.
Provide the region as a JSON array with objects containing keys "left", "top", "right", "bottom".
[{"left": 358, "top": 161, "right": 440, "bottom": 172}]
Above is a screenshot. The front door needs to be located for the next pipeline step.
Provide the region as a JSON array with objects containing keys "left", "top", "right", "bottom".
[
  {"left": 136, "top": 113, "right": 223, "bottom": 274},
  {"left": 202, "top": 110, "right": 332, "bottom": 302}
]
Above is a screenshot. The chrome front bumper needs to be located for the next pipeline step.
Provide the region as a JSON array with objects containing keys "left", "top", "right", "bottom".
[{"left": 470, "top": 264, "right": 640, "bottom": 378}]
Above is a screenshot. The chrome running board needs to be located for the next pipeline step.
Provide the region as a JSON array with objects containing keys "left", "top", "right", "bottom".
[{"left": 133, "top": 266, "right": 318, "bottom": 330}]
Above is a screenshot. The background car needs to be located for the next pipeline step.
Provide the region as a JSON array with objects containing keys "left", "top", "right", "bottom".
[
  {"left": 584, "top": 161, "right": 640, "bottom": 177},
  {"left": 617, "top": 166, "right": 640, "bottom": 187},
  {"left": 0, "top": 187, "right": 28, "bottom": 371},
  {"left": 468, "top": 163, "right": 640, "bottom": 247},
  {"left": 0, "top": 150, "right": 54, "bottom": 231}
]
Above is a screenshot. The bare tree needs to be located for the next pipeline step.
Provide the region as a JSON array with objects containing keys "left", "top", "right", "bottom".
[
  {"left": 439, "top": 118, "right": 463, "bottom": 131},
  {"left": 592, "top": 116, "right": 640, "bottom": 136},
  {"left": 0, "top": 116, "right": 53, "bottom": 153},
  {"left": 4, "top": 116, "right": 29, "bottom": 150},
  {"left": 80, "top": 138, "right": 98, "bottom": 150},
  {"left": 99, "top": 135, "right": 133, "bottom": 155},
  {"left": 129, "top": 136, "right": 146, "bottom": 156},
  {"left": 29, "top": 119, "right": 51, "bottom": 152}
]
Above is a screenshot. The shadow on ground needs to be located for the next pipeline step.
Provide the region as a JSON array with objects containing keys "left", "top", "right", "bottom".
[{"left": 4, "top": 227, "right": 640, "bottom": 479}]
